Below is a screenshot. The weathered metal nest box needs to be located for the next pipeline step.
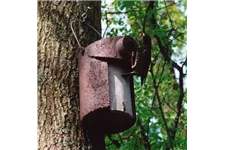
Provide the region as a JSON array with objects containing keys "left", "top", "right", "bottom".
[{"left": 79, "top": 36, "right": 138, "bottom": 134}]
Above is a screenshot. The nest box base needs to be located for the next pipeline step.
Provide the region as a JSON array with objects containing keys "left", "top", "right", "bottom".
[{"left": 82, "top": 107, "right": 135, "bottom": 134}]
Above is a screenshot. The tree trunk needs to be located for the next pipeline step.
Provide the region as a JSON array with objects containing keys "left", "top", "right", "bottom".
[{"left": 37, "top": 1, "right": 101, "bottom": 150}]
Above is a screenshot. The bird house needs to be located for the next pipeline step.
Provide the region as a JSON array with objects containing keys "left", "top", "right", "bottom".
[{"left": 78, "top": 36, "right": 138, "bottom": 134}]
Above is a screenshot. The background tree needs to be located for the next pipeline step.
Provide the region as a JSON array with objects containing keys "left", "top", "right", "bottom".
[
  {"left": 37, "top": 1, "right": 101, "bottom": 149},
  {"left": 102, "top": 1, "right": 187, "bottom": 150}
]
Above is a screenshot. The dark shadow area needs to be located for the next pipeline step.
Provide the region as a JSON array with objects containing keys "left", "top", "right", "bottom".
[{"left": 82, "top": 107, "right": 135, "bottom": 134}]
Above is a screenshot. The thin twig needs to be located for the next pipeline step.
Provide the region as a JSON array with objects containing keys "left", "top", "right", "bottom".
[
  {"left": 166, "top": 27, "right": 175, "bottom": 39},
  {"left": 151, "top": 59, "right": 166, "bottom": 108},
  {"left": 137, "top": 117, "right": 151, "bottom": 150},
  {"left": 157, "top": 2, "right": 177, "bottom": 11},
  {"left": 148, "top": 3, "right": 175, "bottom": 149},
  {"left": 148, "top": 1, "right": 186, "bottom": 147},
  {"left": 103, "top": 12, "right": 109, "bottom": 38},
  {"left": 142, "top": 1, "right": 152, "bottom": 33},
  {"left": 163, "top": 96, "right": 178, "bottom": 113},
  {"left": 150, "top": 64, "right": 174, "bottom": 150},
  {"left": 167, "top": 32, "right": 185, "bottom": 45},
  {"left": 163, "top": 0, "right": 174, "bottom": 28},
  {"left": 107, "top": 135, "right": 120, "bottom": 148},
  {"left": 106, "top": 10, "right": 139, "bottom": 14},
  {"left": 106, "top": 4, "right": 177, "bottom": 15},
  {"left": 175, "top": 38, "right": 187, "bottom": 45},
  {"left": 155, "top": 58, "right": 164, "bottom": 82},
  {"left": 118, "top": 134, "right": 124, "bottom": 144},
  {"left": 149, "top": 1, "right": 182, "bottom": 72},
  {"left": 154, "top": 51, "right": 161, "bottom": 63},
  {"left": 182, "top": 57, "right": 187, "bottom": 68}
]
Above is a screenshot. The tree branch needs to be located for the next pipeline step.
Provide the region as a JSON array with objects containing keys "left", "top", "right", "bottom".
[
  {"left": 142, "top": 1, "right": 152, "bottom": 33},
  {"left": 167, "top": 32, "right": 185, "bottom": 46},
  {"left": 156, "top": 36, "right": 182, "bottom": 72},
  {"left": 175, "top": 38, "right": 187, "bottom": 45},
  {"left": 166, "top": 27, "right": 175, "bottom": 39},
  {"left": 148, "top": 2, "right": 186, "bottom": 147},
  {"left": 118, "top": 134, "right": 124, "bottom": 144},
  {"left": 163, "top": 0, "right": 174, "bottom": 28},
  {"left": 107, "top": 135, "right": 120, "bottom": 148},
  {"left": 151, "top": 58, "right": 166, "bottom": 108},
  {"left": 171, "top": 66, "right": 185, "bottom": 140},
  {"left": 150, "top": 61, "right": 174, "bottom": 150},
  {"left": 182, "top": 57, "right": 187, "bottom": 68},
  {"left": 163, "top": 96, "right": 178, "bottom": 113},
  {"left": 137, "top": 118, "right": 151, "bottom": 150},
  {"left": 105, "top": 10, "right": 138, "bottom": 14},
  {"left": 157, "top": 2, "right": 178, "bottom": 11},
  {"left": 148, "top": 1, "right": 182, "bottom": 72}
]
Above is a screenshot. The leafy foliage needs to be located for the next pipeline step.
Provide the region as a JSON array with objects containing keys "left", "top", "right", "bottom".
[{"left": 102, "top": 0, "right": 187, "bottom": 149}]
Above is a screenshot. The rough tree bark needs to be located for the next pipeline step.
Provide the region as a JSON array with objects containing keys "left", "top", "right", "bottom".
[{"left": 38, "top": 1, "right": 101, "bottom": 150}]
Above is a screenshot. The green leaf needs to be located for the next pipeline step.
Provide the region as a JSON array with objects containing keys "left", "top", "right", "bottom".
[
  {"left": 102, "top": 0, "right": 187, "bottom": 149},
  {"left": 123, "top": 1, "right": 134, "bottom": 8}
]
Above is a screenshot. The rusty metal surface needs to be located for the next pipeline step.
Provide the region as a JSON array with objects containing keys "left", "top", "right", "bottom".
[{"left": 79, "top": 36, "right": 138, "bottom": 134}]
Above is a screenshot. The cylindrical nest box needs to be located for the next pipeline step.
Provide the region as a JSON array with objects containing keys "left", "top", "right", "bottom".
[{"left": 79, "top": 36, "right": 138, "bottom": 134}]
